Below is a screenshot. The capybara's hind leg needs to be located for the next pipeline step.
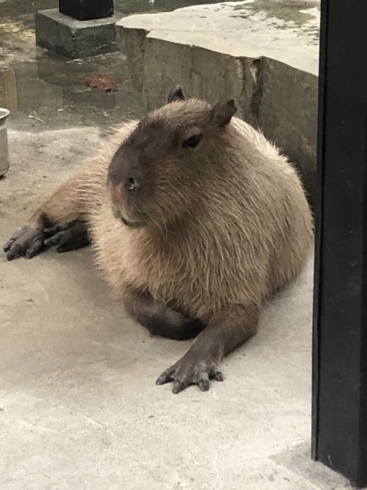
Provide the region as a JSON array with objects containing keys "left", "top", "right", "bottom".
[
  {"left": 123, "top": 286, "right": 206, "bottom": 341},
  {"left": 4, "top": 178, "right": 91, "bottom": 261}
]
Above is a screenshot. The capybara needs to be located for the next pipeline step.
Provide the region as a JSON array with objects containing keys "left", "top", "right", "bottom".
[{"left": 3, "top": 86, "right": 314, "bottom": 394}]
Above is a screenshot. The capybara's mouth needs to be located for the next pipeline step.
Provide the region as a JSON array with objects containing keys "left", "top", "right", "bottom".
[
  {"left": 111, "top": 205, "right": 146, "bottom": 228},
  {"left": 120, "top": 215, "right": 145, "bottom": 228}
]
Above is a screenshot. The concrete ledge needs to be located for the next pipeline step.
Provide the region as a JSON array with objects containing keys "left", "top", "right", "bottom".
[
  {"left": 116, "top": 1, "right": 320, "bottom": 207},
  {"left": 36, "top": 8, "right": 123, "bottom": 59}
]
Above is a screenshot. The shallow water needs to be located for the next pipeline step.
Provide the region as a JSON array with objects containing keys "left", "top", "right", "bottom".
[{"left": 0, "top": 0, "right": 319, "bottom": 131}]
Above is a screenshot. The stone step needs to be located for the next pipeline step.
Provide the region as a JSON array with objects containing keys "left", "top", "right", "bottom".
[{"left": 116, "top": 1, "right": 320, "bottom": 207}]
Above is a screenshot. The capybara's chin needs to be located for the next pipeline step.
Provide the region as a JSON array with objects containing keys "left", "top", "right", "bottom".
[
  {"left": 120, "top": 215, "right": 146, "bottom": 229},
  {"left": 109, "top": 200, "right": 147, "bottom": 228}
]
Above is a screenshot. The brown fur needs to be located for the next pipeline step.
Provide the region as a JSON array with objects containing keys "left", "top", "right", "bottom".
[
  {"left": 4, "top": 92, "right": 314, "bottom": 393},
  {"left": 92, "top": 99, "right": 313, "bottom": 318}
]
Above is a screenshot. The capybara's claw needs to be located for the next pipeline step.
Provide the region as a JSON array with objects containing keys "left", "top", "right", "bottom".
[
  {"left": 4, "top": 225, "right": 45, "bottom": 261},
  {"left": 3, "top": 240, "right": 14, "bottom": 253},
  {"left": 156, "top": 353, "right": 223, "bottom": 394},
  {"left": 5, "top": 242, "right": 24, "bottom": 261}
]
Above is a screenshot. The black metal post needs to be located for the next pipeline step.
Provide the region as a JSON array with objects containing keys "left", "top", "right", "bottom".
[
  {"left": 312, "top": 0, "right": 367, "bottom": 488},
  {"left": 59, "top": 0, "right": 114, "bottom": 21}
]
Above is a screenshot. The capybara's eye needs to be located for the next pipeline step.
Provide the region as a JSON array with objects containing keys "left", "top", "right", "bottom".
[{"left": 182, "top": 134, "right": 203, "bottom": 149}]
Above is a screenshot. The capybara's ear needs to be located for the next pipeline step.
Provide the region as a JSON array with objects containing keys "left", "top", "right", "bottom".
[
  {"left": 167, "top": 85, "right": 185, "bottom": 103},
  {"left": 211, "top": 99, "right": 237, "bottom": 127}
]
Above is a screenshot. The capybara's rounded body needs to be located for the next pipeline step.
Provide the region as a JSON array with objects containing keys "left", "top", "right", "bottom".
[
  {"left": 88, "top": 99, "right": 313, "bottom": 323},
  {"left": 4, "top": 91, "right": 313, "bottom": 393}
]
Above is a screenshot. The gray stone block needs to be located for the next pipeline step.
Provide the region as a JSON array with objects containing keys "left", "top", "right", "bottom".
[
  {"left": 35, "top": 8, "right": 123, "bottom": 59},
  {"left": 141, "top": 37, "right": 256, "bottom": 123},
  {"left": 117, "top": 27, "right": 147, "bottom": 92}
]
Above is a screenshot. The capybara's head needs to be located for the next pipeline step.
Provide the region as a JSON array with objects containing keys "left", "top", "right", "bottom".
[{"left": 107, "top": 86, "right": 237, "bottom": 229}]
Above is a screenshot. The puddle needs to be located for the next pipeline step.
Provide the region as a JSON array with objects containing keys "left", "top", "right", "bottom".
[
  {"left": 0, "top": 0, "right": 248, "bottom": 131},
  {"left": 115, "top": 0, "right": 245, "bottom": 15},
  {"left": 0, "top": 53, "right": 147, "bottom": 132},
  {"left": 233, "top": 0, "right": 320, "bottom": 25},
  {"left": 0, "top": 0, "right": 319, "bottom": 131},
  {"left": 229, "top": 0, "right": 320, "bottom": 43}
]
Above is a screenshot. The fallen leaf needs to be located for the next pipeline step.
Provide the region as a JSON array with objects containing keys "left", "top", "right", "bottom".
[{"left": 78, "top": 74, "right": 120, "bottom": 92}]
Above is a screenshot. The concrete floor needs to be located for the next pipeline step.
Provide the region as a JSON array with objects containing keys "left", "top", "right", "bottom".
[
  {"left": 0, "top": 130, "right": 352, "bottom": 489},
  {"left": 0, "top": 0, "right": 354, "bottom": 489}
]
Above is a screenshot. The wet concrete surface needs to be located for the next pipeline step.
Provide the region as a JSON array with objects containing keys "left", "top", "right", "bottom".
[
  {"left": 0, "top": 0, "right": 141, "bottom": 132},
  {"left": 0, "top": 0, "right": 247, "bottom": 132}
]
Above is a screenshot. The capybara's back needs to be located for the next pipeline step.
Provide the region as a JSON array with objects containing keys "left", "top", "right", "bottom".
[{"left": 229, "top": 116, "right": 314, "bottom": 297}]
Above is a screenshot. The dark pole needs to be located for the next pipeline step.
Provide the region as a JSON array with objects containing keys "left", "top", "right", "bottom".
[
  {"left": 59, "top": 0, "right": 114, "bottom": 21},
  {"left": 312, "top": 0, "right": 367, "bottom": 488}
]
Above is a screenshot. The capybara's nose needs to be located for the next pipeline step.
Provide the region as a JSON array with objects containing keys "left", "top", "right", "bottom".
[
  {"left": 126, "top": 177, "right": 140, "bottom": 193},
  {"left": 108, "top": 168, "right": 140, "bottom": 193},
  {"left": 109, "top": 177, "right": 140, "bottom": 204}
]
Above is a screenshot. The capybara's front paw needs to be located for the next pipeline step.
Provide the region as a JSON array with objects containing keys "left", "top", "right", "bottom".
[
  {"left": 3, "top": 224, "right": 45, "bottom": 261},
  {"left": 155, "top": 351, "right": 223, "bottom": 394},
  {"left": 43, "top": 221, "right": 90, "bottom": 253}
]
